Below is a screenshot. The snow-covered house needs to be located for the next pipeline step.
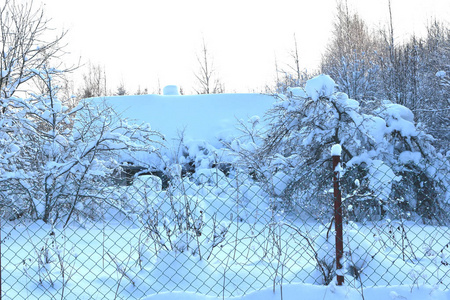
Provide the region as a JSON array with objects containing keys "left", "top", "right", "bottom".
[{"left": 87, "top": 86, "right": 276, "bottom": 185}]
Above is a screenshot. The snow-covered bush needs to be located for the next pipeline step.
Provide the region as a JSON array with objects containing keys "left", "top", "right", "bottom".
[
  {"left": 21, "top": 221, "right": 79, "bottom": 292},
  {"left": 0, "top": 67, "right": 162, "bottom": 224},
  {"left": 129, "top": 161, "right": 272, "bottom": 268},
  {"left": 0, "top": 1, "right": 163, "bottom": 224},
  {"left": 314, "top": 222, "right": 392, "bottom": 286},
  {"left": 233, "top": 74, "right": 450, "bottom": 224},
  {"left": 0, "top": 0, "right": 66, "bottom": 100},
  {"left": 134, "top": 174, "right": 233, "bottom": 264}
]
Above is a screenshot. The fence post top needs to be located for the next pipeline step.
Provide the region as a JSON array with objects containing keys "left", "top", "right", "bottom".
[{"left": 331, "top": 144, "right": 342, "bottom": 157}]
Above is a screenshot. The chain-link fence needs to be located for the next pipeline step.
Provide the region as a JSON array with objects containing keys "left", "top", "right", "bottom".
[{"left": 1, "top": 150, "right": 449, "bottom": 299}]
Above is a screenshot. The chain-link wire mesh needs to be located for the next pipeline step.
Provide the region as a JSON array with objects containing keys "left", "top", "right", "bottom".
[{"left": 1, "top": 151, "right": 449, "bottom": 299}]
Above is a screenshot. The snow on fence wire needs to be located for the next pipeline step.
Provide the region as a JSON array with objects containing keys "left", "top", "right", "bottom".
[{"left": 1, "top": 150, "right": 450, "bottom": 299}]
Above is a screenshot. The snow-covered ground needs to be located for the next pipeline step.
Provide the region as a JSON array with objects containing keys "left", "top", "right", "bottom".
[
  {"left": 142, "top": 285, "right": 449, "bottom": 300},
  {"left": 2, "top": 173, "right": 449, "bottom": 299}
]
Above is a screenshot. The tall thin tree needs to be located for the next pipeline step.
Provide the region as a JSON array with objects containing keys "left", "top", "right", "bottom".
[{"left": 193, "top": 38, "right": 224, "bottom": 94}]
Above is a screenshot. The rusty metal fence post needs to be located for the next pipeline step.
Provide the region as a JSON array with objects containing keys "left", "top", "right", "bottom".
[
  {"left": 0, "top": 219, "right": 3, "bottom": 300},
  {"left": 332, "top": 145, "right": 344, "bottom": 286}
]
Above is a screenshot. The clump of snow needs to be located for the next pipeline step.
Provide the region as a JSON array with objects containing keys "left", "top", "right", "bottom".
[
  {"left": 379, "top": 103, "right": 414, "bottom": 123},
  {"left": 331, "top": 144, "right": 342, "bottom": 157},
  {"left": 333, "top": 92, "right": 359, "bottom": 111},
  {"left": 134, "top": 174, "right": 163, "bottom": 191},
  {"left": 398, "top": 151, "right": 422, "bottom": 165},
  {"left": 375, "top": 103, "right": 417, "bottom": 137},
  {"left": 368, "top": 160, "right": 400, "bottom": 201},
  {"left": 193, "top": 168, "right": 227, "bottom": 186},
  {"left": 248, "top": 115, "right": 260, "bottom": 126},
  {"left": 305, "top": 74, "right": 336, "bottom": 101},
  {"left": 436, "top": 70, "right": 447, "bottom": 78},
  {"left": 287, "top": 87, "right": 307, "bottom": 98},
  {"left": 163, "top": 85, "right": 181, "bottom": 95},
  {"left": 272, "top": 170, "right": 290, "bottom": 196},
  {"left": 168, "top": 163, "right": 183, "bottom": 179}
]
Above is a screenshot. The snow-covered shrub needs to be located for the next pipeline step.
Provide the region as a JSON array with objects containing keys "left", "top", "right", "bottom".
[
  {"left": 315, "top": 222, "right": 379, "bottom": 284},
  {"left": 133, "top": 163, "right": 269, "bottom": 266},
  {"left": 233, "top": 74, "right": 450, "bottom": 224},
  {"left": 193, "top": 167, "right": 228, "bottom": 186},
  {"left": 0, "top": 68, "right": 162, "bottom": 224},
  {"left": 135, "top": 179, "right": 235, "bottom": 267},
  {"left": 118, "top": 175, "right": 164, "bottom": 214},
  {"left": 22, "top": 221, "right": 79, "bottom": 291},
  {"left": 135, "top": 175, "right": 206, "bottom": 260}
]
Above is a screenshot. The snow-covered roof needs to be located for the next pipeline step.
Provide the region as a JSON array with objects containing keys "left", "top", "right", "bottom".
[{"left": 90, "top": 92, "right": 276, "bottom": 149}]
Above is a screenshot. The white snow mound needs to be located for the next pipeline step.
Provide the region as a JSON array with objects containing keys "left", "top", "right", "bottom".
[
  {"left": 305, "top": 74, "right": 336, "bottom": 101},
  {"left": 163, "top": 85, "right": 181, "bottom": 95}
]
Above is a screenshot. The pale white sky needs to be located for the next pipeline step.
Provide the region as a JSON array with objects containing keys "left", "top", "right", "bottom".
[{"left": 41, "top": 0, "right": 450, "bottom": 94}]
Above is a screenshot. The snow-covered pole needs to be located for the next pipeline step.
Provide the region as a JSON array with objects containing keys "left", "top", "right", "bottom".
[{"left": 331, "top": 144, "right": 344, "bottom": 286}]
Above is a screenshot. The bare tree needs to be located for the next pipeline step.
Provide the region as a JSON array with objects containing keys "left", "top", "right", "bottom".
[
  {"left": 78, "top": 62, "right": 108, "bottom": 99},
  {"left": 0, "top": 0, "right": 67, "bottom": 99},
  {"left": 288, "top": 33, "right": 302, "bottom": 85},
  {"left": 375, "top": 15, "right": 450, "bottom": 149},
  {"left": 193, "top": 38, "right": 224, "bottom": 94},
  {"left": 0, "top": 0, "right": 164, "bottom": 224},
  {"left": 321, "top": 1, "right": 449, "bottom": 150},
  {"left": 320, "top": 0, "right": 379, "bottom": 100},
  {"left": 135, "top": 85, "right": 148, "bottom": 95},
  {"left": 0, "top": 65, "right": 163, "bottom": 223},
  {"left": 274, "top": 34, "right": 312, "bottom": 93}
]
